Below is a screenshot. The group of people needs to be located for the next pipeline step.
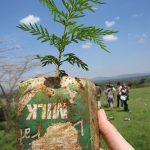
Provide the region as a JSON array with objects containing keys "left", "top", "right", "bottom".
[
  {"left": 95, "top": 83, "right": 134, "bottom": 149},
  {"left": 105, "top": 82, "right": 129, "bottom": 111}
]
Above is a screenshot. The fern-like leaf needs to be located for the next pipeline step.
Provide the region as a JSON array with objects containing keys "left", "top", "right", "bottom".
[
  {"left": 37, "top": 55, "right": 58, "bottom": 66},
  {"left": 17, "top": 23, "right": 51, "bottom": 43},
  {"left": 63, "top": 53, "right": 88, "bottom": 70},
  {"left": 69, "top": 25, "right": 117, "bottom": 51}
]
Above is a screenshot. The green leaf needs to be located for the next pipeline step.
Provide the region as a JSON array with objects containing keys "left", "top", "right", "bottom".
[
  {"left": 39, "top": 0, "right": 62, "bottom": 21},
  {"left": 89, "top": 0, "right": 106, "bottom": 4},
  {"left": 63, "top": 53, "right": 88, "bottom": 71},
  {"left": 62, "top": 0, "right": 69, "bottom": 11},
  {"left": 17, "top": 23, "right": 51, "bottom": 43},
  {"left": 37, "top": 55, "right": 58, "bottom": 66},
  {"left": 69, "top": 25, "right": 117, "bottom": 51}
]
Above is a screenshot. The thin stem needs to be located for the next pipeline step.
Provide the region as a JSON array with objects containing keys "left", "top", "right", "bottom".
[
  {"left": 55, "top": 5, "right": 73, "bottom": 77},
  {"left": 55, "top": 50, "right": 62, "bottom": 77}
]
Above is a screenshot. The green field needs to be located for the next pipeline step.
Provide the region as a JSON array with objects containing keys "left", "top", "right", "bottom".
[
  {"left": 0, "top": 87, "right": 150, "bottom": 150},
  {"left": 100, "top": 87, "right": 150, "bottom": 150}
]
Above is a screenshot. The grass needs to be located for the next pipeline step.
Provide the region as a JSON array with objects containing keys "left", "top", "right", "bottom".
[
  {"left": 100, "top": 86, "right": 150, "bottom": 150},
  {"left": 0, "top": 87, "right": 149, "bottom": 150},
  {"left": 0, "top": 129, "right": 16, "bottom": 150}
]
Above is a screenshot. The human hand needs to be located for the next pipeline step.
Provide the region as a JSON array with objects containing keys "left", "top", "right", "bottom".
[{"left": 98, "top": 109, "right": 134, "bottom": 150}]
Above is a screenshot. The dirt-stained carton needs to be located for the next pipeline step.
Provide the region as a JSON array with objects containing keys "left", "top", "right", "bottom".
[{"left": 16, "top": 75, "right": 100, "bottom": 150}]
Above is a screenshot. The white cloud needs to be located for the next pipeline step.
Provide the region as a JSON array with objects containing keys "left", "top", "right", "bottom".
[
  {"left": 15, "top": 44, "right": 22, "bottom": 50},
  {"left": 92, "top": 6, "right": 98, "bottom": 10},
  {"left": 131, "top": 13, "right": 143, "bottom": 18},
  {"left": 103, "top": 35, "right": 118, "bottom": 41},
  {"left": 128, "top": 33, "right": 148, "bottom": 44},
  {"left": 81, "top": 42, "right": 92, "bottom": 49},
  {"left": 137, "top": 33, "right": 148, "bottom": 44},
  {"left": 82, "top": 45, "right": 90, "bottom": 49},
  {"left": 138, "top": 38, "right": 145, "bottom": 44},
  {"left": 20, "top": 15, "right": 40, "bottom": 25},
  {"left": 105, "top": 21, "right": 115, "bottom": 28},
  {"left": 132, "top": 14, "right": 138, "bottom": 17},
  {"left": 115, "top": 16, "right": 120, "bottom": 20},
  {"left": 142, "top": 33, "right": 148, "bottom": 38},
  {"left": 86, "top": 42, "right": 92, "bottom": 46},
  {"left": 139, "top": 13, "right": 143, "bottom": 17}
]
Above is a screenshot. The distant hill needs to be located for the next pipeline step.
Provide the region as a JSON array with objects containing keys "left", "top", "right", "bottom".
[{"left": 91, "top": 72, "right": 150, "bottom": 83}]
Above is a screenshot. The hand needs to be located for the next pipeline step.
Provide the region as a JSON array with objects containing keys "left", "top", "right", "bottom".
[{"left": 98, "top": 109, "right": 134, "bottom": 150}]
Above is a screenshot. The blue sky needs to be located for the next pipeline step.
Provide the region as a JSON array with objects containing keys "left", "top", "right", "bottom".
[{"left": 0, "top": 0, "right": 150, "bottom": 79}]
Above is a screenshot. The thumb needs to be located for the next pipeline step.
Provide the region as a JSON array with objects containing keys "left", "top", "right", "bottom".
[{"left": 98, "top": 109, "right": 134, "bottom": 150}]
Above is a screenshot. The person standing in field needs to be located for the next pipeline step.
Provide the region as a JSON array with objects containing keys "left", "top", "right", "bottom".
[
  {"left": 105, "top": 84, "right": 114, "bottom": 109},
  {"left": 120, "top": 84, "right": 129, "bottom": 111},
  {"left": 116, "top": 82, "right": 123, "bottom": 107}
]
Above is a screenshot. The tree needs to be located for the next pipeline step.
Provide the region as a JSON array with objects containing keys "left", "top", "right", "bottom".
[
  {"left": 0, "top": 41, "right": 40, "bottom": 130},
  {"left": 138, "top": 78, "right": 146, "bottom": 85},
  {"left": 0, "top": 39, "right": 21, "bottom": 62},
  {"left": 17, "top": 0, "right": 116, "bottom": 77}
]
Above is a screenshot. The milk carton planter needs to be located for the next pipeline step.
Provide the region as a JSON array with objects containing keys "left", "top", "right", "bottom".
[{"left": 16, "top": 75, "right": 100, "bottom": 150}]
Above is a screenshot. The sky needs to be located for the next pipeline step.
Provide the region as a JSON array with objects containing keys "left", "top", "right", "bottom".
[{"left": 0, "top": 0, "right": 150, "bottom": 79}]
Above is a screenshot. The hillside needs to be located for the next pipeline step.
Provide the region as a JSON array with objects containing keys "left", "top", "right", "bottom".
[{"left": 92, "top": 72, "right": 150, "bottom": 83}]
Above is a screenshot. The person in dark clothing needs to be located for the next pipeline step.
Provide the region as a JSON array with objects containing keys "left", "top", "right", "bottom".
[
  {"left": 116, "top": 82, "right": 122, "bottom": 107},
  {"left": 120, "top": 85, "right": 129, "bottom": 111}
]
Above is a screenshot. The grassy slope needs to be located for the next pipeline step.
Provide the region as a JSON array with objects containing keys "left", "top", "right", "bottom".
[{"left": 100, "top": 87, "right": 150, "bottom": 150}]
